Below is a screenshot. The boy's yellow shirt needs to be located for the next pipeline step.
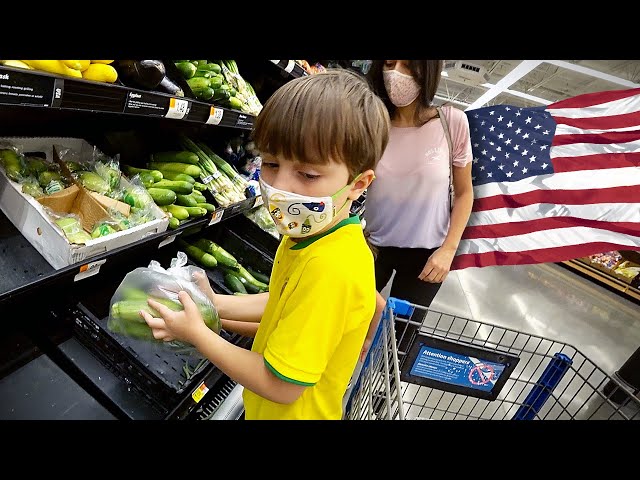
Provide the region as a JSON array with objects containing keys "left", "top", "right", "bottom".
[{"left": 242, "top": 215, "right": 375, "bottom": 420}]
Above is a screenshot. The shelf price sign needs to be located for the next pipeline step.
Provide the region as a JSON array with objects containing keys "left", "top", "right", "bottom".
[
  {"left": 284, "top": 60, "right": 296, "bottom": 73},
  {"left": 209, "top": 209, "right": 224, "bottom": 226},
  {"left": 206, "top": 106, "right": 224, "bottom": 125},
  {"left": 0, "top": 68, "right": 64, "bottom": 108},
  {"left": 166, "top": 97, "right": 190, "bottom": 120}
]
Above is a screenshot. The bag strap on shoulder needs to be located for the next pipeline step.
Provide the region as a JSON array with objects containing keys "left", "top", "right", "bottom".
[{"left": 436, "top": 106, "right": 454, "bottom": 212}]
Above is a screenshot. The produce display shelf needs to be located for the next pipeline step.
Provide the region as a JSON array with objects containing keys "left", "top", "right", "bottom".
[
  {"left": 561, "top": 259, "right": 640, "bottom": 303},
  {"left": 0, "top": 196, "right": 262, "bottom": 308},
  {"left": 270, "top": 60, "right": 308, "bottom": 78},
  {"left": 0, "top": 66, "right": 255, "bottom": 131}
]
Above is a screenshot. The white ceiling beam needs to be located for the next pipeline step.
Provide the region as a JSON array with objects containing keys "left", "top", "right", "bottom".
[
  {"left": 545, "top": 60, "right": 640, "bottom": 88},
  {"left": 479, "top": 83, "right": 551, "bottom": 105},
  {"left": 434, "top": 94, "right": 470, "bottom": 108},
  {"left": 465, "top": 60, "right": 543, "bottom": 111}
]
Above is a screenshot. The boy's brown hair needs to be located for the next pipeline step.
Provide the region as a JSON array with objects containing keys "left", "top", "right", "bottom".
[{"left": 252, "top": 68, "right": 391, "bottom": 181}]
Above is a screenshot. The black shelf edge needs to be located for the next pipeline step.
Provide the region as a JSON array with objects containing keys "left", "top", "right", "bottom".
[
  {"left": 269, "top": 60, "right": 308, "bottom": 79},
  {"left": 0, "top": 66, "right": 255, "bottom": 131},
  {"left": 0, "top": 196, "right": 262, "bottom": 307}
]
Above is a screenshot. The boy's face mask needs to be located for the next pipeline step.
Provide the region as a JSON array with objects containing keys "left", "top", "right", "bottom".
[{"left": 259, "top": 174, "right": 362, "bottom": 238}]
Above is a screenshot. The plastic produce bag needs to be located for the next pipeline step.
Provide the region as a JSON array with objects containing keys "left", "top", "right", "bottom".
[{"left": 107, "top": 252, "right": 221, "bottom": 348}]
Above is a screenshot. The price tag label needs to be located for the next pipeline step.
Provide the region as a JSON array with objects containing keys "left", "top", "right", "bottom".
[
  {"left": 284, "top": 60, "right": 296, "bottom": 73},
  {"left": 74, "top": 259, "right": 107, "bottom": 282},
  {"left": 201, "top": 175, "right": 214, "bottom": 184},
  {"left": 209, "top": 209, "right": 223, "bottom": 226},
  {"left": 0, "top": 68, "right": 63, "bottom": 108},
  {"left": 270, "top": 60, "right": 280, "bottom": 65},
  {"left": 191, "top": 382, "right": 209, "bottom": 403},
  {"left": 158, "top": 234, "right": 178, "bottom": 249},
  {"left": 166, "top": 97, "right": 190, "bottom": 119},
  {"left": 206, "top": 106, "right": 224, "bottom": 125},
  {"left": 212, "top": 171, "right": 222, "bottom": 179}
]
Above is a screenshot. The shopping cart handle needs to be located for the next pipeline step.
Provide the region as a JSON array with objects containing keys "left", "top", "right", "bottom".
[{"left": 387, "top": 297, "right": 414, "bottom": 318}]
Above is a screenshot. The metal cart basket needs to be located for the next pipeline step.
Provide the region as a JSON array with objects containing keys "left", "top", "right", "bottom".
[{"left": 344, "top": 297, "right": 640, "bottom": 420}]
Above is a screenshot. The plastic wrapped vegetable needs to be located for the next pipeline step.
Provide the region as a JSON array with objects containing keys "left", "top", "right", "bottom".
[
  {"left": 107, "top": 252, "right": 221, "bottom": 348},
  {"left": 0, "top": 147, "right": 26, "bottom": 182},
  {"left": 54, "top": 214, "right": 92, "bottom": 244}
]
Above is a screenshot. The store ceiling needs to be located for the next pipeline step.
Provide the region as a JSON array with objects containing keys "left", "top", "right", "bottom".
[{"left": 434, "top": 60, "right": 640, "bottom": 111}]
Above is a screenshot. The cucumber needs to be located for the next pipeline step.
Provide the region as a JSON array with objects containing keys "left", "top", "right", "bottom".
[
  {"left": 224, "top": 272, "right": 247, "bottom": 294},
  {"left": 151, "top": 151, "right": 200, "bottom": 165},
  {"left": 159, "top": 171, "right": 195, "bottom": 184},
  {"left": 192, "top": 239, "right": 239, "bottom": 269},
  {"left": 175, "top": 61, "right": 197, "bottom": 79},
  {"left": 178, "top": 239, "right": 217, "bottom": 268},
  {"left": 246, "top": 267, "right": 270, "bottom": 285},
  {"left": 152, "top": 179, "right": 193, "bottom": 194},
  {"left": 175, "top": 193, "right": 198, "bottom": 208},
  {"left": 123, "top": 165, "right": 163, "bottom": 183},
  {"left": 147, "top": 187, "right": 177, "bottom": 206},
  {"left": 168, "top": 216, "right": 180, "bottom": 229},
  {"left": 228, "top": 96, "right": 244, "bottom": 111},
  {"left": 148, "top": 162, "right": 202, "bottom": 178},
  {"left": 183, "top": 206, "right": 208, "bottom": 218},
  {"left": 197, "top": 202, "right": 216, "bottom": 213},
  {"left": 193, "top": 182, "right": 207, "bottom": 191},
  {"left": 208, "top": 76, "right": 223, "bottom": 90},
  {"left": 211, "top": 89, "right": 230, "bottom": 102},
  {"left": 165, "top": 204, "right": 190, "bottom": 220},
  {"left": 138, "top": 172, "right": 156, "bottom": 188},
  {"left": 187, "top": 76, "right": 211, "bottom": 91},
  {"left": 190, "top": 190, "right": 207, "bottom": 202},
  {"left": 192, "top": 87, "right": 214, "bottom": 101}
]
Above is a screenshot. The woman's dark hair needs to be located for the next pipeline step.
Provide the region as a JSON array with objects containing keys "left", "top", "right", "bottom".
[{"left": 366, "top": 60, "right": 443, "bottom": 124}]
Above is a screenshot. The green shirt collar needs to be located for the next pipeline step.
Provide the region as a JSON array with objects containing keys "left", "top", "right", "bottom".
[{"left": 290, "top": 215, "right": 361, "bottom": 250}]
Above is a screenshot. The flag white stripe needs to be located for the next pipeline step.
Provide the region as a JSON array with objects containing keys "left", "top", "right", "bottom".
[
  {"left": 467, "top": 202, "right": 640, "bottom": 227},
  {"left": 550, "top": 139, "right": 640, "bottom": 159},
  {"left": 457, "top": 226, "right": 640, "bottom": 255},
  {"left": 555, "top": 124, "right": 640, "bottom": 136},
  {"left": 473, "top": 166, "right": 640, "bottom": 199},
  {"left": 547, "top": 93, "right": 640, "bottom": 119}
]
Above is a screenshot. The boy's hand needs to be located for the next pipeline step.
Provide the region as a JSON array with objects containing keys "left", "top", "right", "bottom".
[
  {"left": 141, "top": 291, "right": 209, "bottom": 345},
  {"left": 194, "top": 271, "right": 217, "bottom": 304}
]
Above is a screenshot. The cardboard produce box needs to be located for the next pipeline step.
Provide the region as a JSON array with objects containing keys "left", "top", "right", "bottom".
[{"left": 0, "top": 136, "right": 169, "bottom": 270}]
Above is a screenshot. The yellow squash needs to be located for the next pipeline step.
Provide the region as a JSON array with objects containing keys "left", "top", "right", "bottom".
[
  {"left": 21, "top": 60, "right": 82, "bottom": 78},
  {"left": 91, "top": 60, "right": 114, "bottom": 65},
  {"left": 62, "top": 60, "right": 91, "bottom": 71},
  {"left": 1, "top": 60, "right": 32, "bottom": 69},
  {"left": 82, "top": 63, "right": 118, "bottom": 83}
]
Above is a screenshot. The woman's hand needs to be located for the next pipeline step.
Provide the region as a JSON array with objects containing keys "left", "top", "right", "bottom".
[{"left": 418, "top": 245, "right": 457, "bottom": 283}]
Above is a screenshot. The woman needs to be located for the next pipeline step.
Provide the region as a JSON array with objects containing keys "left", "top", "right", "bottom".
[{"left": 364, "top": 60, "right": 474, "bottom": 352}]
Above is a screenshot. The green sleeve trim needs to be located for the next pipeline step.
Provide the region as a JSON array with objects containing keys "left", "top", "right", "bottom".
[
  {"left": 290, "top": 214, "right": 361, "bottom": 250},
  {"left": 264, "top": 358, "right": 316, "bottom": 386}
]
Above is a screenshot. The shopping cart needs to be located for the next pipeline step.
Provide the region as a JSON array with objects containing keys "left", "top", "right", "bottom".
[{"left": 344, "top": 297, "right": 640, "bottom": 420}]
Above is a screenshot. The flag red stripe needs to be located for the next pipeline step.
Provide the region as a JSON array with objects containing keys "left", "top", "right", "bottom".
[
  {"left": 551, "top": 152, "right": 640, "bottom": 172},
  {"left": 548, "top": 87, "right": 640, "bottom": 110},
  {"left": 451, "top": 243, "right": 640, "bottom": 270},
  {"left": 462, "top": 219, "right": 640, "bottom": 240},
  {"left": 551, "top": 130, "right": 640, "bottom": 147},
  {"left": 552, "top": 111, "right": 640, "bottom": 130},
  {"left": 473, "top": 185, "right": 640, "bottom": 212}
]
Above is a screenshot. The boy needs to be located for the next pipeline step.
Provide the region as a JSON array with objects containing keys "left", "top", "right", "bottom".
[{"left": 141, "top": 69, "right": 390, "bottom": 420}]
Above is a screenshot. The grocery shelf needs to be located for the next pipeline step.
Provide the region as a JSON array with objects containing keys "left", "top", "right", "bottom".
[
  {"left": 0, "top": 196, "right": 262, "bottom": 308},
  {"left": 561, "top": 259, "right": 640, "bottom": 303},
  {"left": 269, "top": 60, "right": 308, "bottom": 78},
  {"left": 0, "top": 66, "right": 255, "bottom": 131}
]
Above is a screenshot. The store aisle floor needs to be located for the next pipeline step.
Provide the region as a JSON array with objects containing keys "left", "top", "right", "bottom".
[{"left": 421, "top": 262, "right": 640, "bottom": 375}]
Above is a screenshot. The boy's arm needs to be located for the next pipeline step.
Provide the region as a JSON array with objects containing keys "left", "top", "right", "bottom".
[
  {"left": 215, "top": 292, "right": 269, "bottom": 323},
  {"left": 221, "top": 319, "right": 260, "bottom": 338},
  {"left": 360, "top": 291, "right": 386, "bottom": 361}
]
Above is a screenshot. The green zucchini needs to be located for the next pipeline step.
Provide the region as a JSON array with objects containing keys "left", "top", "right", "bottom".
[
  {"left": 193, "top": 182, "right": 207, "bottom": 191},
  {"left": 190, "top": 191, "right": 207, "bottom": 203},
  {"left": 159, "top": 171, "right": 195, "bottom": 184},
  {"left": 183, "top": 206, "right": 208, "bottom": 218},
  {"left": 224, "top": 272, "right": 247, "bottom": 294},
  {"left": 168, "top": 216, "right": 180, "bottom": 229},
  {"left": 147, "top": 187, "right": 177, "bottom": 206},
  {"left": 175, "top": 193, "right": 198, "bottom": 207},
  {"left": 123, "top": 165, "right": 163, "bottom": 183},
  {"left": 246, "top": 267, "right": 270, "bottom": 285},
  {"left": 165, "top": 204, "right": 190, "bottom": 220},
  {"left": 192, "top": 239, "right": 239, "bottom": 268},
  {"left": 151, "top": 151, "right": 200, "bottom": 165},
  {"left": 178, "top": 239, "right": 218, "bottom": 268},
  {"left": 197, "top": 202, "right": 216, "bottom": 213},
  {"left": 148, "top": 162, "right": 202, "bottom": 178},
  {"left": 152, "top": 179, "right": 193, "bottom": 194}
]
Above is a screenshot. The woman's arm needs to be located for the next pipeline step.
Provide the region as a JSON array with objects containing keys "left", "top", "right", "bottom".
[{"left": 418, "top": 162, "right": 474, "bottom": 283}]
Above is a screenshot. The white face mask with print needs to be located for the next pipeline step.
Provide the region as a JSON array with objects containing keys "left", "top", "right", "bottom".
[
  {"left": 383, "top": 69, "right": 420, "bottom": 107},
  {"left": 259, "top": 174, "right": 361, "bottom": 238}
]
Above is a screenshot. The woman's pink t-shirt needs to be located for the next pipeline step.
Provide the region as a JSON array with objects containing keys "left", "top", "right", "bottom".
[{"left": 364, "top": 105, "right": 473, "bottom": 249}]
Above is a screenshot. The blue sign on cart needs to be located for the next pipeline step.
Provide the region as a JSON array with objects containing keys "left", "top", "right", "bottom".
[
  {"left": 410, "top": 345, "right": 507, "bottom": 393},
  {"left": 401, "top": 335, "right": 520, "bottom": 400}
]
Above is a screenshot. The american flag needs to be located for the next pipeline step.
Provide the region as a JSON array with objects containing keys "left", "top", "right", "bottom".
[{"left": 451, "top": 87, "right": 640, "bottom": 270}]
